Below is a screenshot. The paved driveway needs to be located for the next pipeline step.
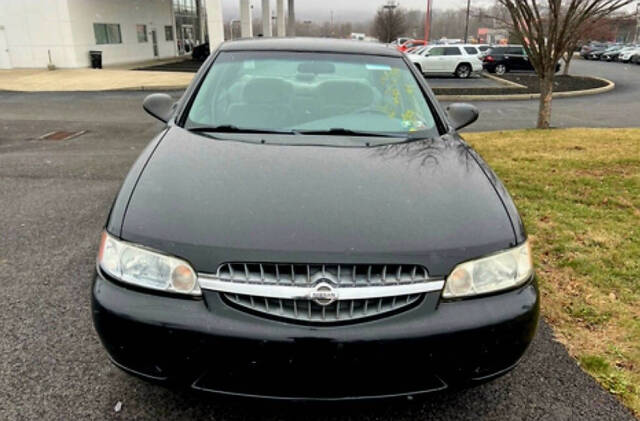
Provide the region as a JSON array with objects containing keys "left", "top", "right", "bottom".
[
  {"left": 426, "top": 74, "right": 503, "bottom": 89},
  {"left": 0, "top": 90, "right": 636, "bottom": 420},
  {"left": 452, "top": 59, "right": 640, "bottom": 131}
]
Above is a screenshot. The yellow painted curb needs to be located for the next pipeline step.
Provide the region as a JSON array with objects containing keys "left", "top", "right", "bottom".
[{"left": 481, "top": 72, "right": 527, "bottom": 89}]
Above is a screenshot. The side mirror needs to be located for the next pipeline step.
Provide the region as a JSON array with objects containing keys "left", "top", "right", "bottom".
[
  {"left": 143, "top": 93, "right": 176, "bottom": 123},
  {"left": 446, "top": 103, "right": 479, "bottom": 130}
]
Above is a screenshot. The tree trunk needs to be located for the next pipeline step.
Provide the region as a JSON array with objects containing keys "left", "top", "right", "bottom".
[
  {"left": 563, "top": 51, "right": 574, "bottom": 76},
  {"left": 537, "top": 76, "right": 554, "bottom": 129}
]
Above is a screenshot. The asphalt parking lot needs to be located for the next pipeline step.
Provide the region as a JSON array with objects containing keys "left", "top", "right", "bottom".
[
  {"left": 426, "top": 74, "right": 502, "bottom": 89},
  {"left": 454, "top": 58, "right": 640, "bottom": 131},
  {"left": 0, "top": 59, "right": 638, "bottom": 420}
]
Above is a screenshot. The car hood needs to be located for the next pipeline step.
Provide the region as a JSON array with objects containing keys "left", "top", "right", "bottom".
[{"left": 120, "top": 128, "right": 517, "bottom": 276}]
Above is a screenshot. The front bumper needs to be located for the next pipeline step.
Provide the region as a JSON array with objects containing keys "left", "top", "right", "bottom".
[{"left": 92, "top": 272, "right": 539, "bottom": 400}]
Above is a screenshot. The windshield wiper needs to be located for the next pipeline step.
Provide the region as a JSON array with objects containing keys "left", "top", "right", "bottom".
[
  {"left": 294, "top": 128, "right": 401, "bottom": 138},
  {"left": 187, "top": 124, "right": 296, "bottom": 135}
]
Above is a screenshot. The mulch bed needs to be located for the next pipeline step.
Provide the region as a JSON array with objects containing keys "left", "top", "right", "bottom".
[{"left": 433, "top": 74, "right": 608, "bottom": 96}]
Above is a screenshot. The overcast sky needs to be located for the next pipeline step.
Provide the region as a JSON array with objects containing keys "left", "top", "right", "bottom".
[
  {"left": 220, "top": 0, "right": 636, "bottom": 23},
  {"left": 221, "top": 0, "right": 495, "bottom": 23}
]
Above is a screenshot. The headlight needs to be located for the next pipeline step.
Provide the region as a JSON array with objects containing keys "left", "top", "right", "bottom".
[
  {"left": 97, "top": 231, "right": 201, "bottom": 296},
  {"left": 443, "top": 241, "right": 533, "bottom": 299}
]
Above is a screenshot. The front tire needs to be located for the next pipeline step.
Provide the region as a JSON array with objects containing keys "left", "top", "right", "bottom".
[
  {"left": 455, "top": 63, "right": 472, "bottom": 79},
  {"left": 494, "top": 64, "right": 507, "bottom": 76}
]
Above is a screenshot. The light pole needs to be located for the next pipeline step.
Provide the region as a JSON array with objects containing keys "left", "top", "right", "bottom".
[
  {"left": 383, "top": 0, "right": 398, "bottom": 43},
  {"left": 425, "top": 0, "right": 432, "bottom": 43},
  {"left": 464, "top": 0, "right": 471, "bottom": 43},
  {"left": 635, "top": 0, "right": 640, "bottom": 44}
]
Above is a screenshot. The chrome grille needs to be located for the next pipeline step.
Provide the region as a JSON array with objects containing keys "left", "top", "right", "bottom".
[
  {"left": 214, "top": 263, "right": 430, "bottom": 286},
  {"left": 198, "top": 263, "right": 443, "bottom": 323},
  {"left": 224, "top": 293, "right": 423, "bottom": 322}
]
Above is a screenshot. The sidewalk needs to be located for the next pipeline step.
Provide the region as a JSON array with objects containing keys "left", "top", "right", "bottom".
[{"left": 0, "top": 67, "right": 194, "bottom": 92}]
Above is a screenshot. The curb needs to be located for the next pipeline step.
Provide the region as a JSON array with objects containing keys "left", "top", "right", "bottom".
[
  {"left": 116, "top": 84, "right": 189, "bottom": 91},
  {"left": 436, "top": 76, "right": 615, "bottom": 101},
  {"left": 0, "top": 84, "right": 190, "bottom": 93}
]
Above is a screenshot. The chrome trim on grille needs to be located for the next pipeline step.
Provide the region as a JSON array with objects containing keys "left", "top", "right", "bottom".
[
  {"left": 198, "top": 263, "right": 443, "bottom": 323},
  {"left": 197, "top": 274, "right": 444, "bottom": 300},
  {"left": 223, "top": 293, "right": 425, "bottom": 322}
]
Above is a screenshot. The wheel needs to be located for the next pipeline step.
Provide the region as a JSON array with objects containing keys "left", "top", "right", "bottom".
[
  {"left": 494, "top": 64, "right": 507, "bottom": 75},
  {"left": 455, "top": 63, "right": 472, "bottom": 79}
]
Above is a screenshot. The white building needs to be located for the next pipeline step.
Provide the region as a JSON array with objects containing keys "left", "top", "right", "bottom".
[
  {"left": 0, "top": 0, "right": 294, "bottom": 70},
  {"left": 0, "top": 0, "right": 189, "bottom": 69}
]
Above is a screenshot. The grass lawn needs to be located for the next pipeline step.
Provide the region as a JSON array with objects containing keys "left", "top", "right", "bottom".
[{"left": 464, "top": 128, "right": 640, "bottom": 414}]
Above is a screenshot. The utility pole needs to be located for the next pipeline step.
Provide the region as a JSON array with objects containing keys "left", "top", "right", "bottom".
[
  {"left": 464, "top": 0, "right": 471, "bottom": 43},
  {"left": 383, "top": 0, "right": 398, "bottom": 43},
  {"left": 425, "top": 0, "right": 432, "bottom": 43},
  {"left": 330, "top": 10, "right": 334, "bottom": 37},
  {"left": 288, "top": 0, "right": 296, "bottom": 37},
  {"left": 636, "top": 0, "right": 640, "bottom": 44}
]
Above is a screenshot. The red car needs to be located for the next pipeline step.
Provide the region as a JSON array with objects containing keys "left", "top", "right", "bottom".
[{"left": 397, "top": 39, "right": 426, "bottom": 52}]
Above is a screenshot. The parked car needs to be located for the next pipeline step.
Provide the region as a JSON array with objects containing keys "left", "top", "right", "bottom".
[
  {"left": 92, "top": 38, "right": 538, "bottom": 400},
  {"left": 580, "top": 41, "right": 607, "bottom": 59},
  {"left": 583, "top": 47, "right": 607, "bottom": 60},
  {"left": 411, "top": 45, "right": 430, "bottom": 56},
  {"left": 191, "top": 42, "right": 210, "bottom": 61},
  {"left": 409, "top": 45, "right": 483, "bottom": 78},
  {"left": 397, "top": 39, "right": 427, "bottom": 52},
  {"left": 587, "top": 45, "right": 620, "bottom": 60},
  {"left": 405, "top": 45, "right": 424, "bottom": 54},
  {"left": 600, "top": 46, "right": 634, "bottom": 62},
  {"left": 460, "top": 44, "right": 482, "bottom": 58},
  {"left": 617, "top": 47, "right": 640, "bottom": 63},
  {"left": 483, "top": 45, "right": 560, "bottom": 75},
  {"left": 390, "top": 37, "right": 411, "bottom": 47},
  {"left": 476, "top": 44, "right": 491, "bottom": 58}
]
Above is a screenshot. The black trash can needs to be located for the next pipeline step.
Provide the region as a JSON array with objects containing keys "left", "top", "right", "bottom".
[{"left": 89, "top": 50, "right": 102, "bottom": 69}]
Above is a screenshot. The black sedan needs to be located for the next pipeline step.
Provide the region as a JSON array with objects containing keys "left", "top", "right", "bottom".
[
  {"left": 92, "top": 38, "right": 539, "bottom": 400},
  {"left": 483, "top": 45, "right": 560, "bottom": 75}
]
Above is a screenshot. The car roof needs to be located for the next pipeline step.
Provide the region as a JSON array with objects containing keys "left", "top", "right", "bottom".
[{"left": 219, "top": 37, "right": 402, "bottom": 57}]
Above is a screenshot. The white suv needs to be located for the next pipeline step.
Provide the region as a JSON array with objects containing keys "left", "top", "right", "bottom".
[{"left": 408, "top": 45, "right": 483, "bottom": 78}]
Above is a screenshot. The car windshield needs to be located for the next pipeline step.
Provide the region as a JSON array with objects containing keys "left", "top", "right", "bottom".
[{"left": 185, "top": 51, "right": 439, "bottom": 142}]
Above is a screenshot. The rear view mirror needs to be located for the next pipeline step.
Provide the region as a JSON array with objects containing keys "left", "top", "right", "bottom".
[
  {"left": 446, "top": 103, "right": 479, "bottom": 130},
  {"left": 297, "top": 61, "right": 336, "bottom": 74},
  {"left": 143, "top": 93, "right": 175, "bottom": 123}
]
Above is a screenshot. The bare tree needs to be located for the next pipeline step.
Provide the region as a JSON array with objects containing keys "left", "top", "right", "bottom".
[
  {"left": 494, "top": 0, "right": 633, "bottom": 129},
  {"left": 561, "top": 16, "right": 616, "bottom": 75},
  {"left": 372, "top": 6, "right": 407, "bottom": 43}
]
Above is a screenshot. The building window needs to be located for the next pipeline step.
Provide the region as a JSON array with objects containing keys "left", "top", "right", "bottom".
[
  {"left": 173, "top": 0, "right": 197, "bottom": 16},
  {"left": 137, "top": 24, "right": 148, "bottom": 42},
  {"left": 93, "top": 23, "right": 122, "bottom": 45},
  {"left": 165, "top": 26, "right": 174, "bottom": 41}
]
